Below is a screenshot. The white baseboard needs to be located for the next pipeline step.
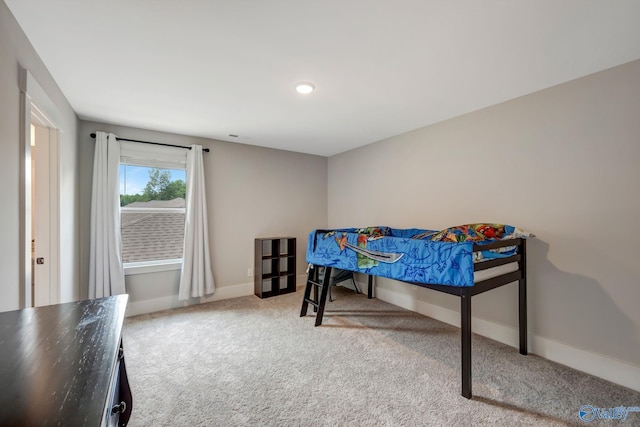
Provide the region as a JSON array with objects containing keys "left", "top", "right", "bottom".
[
  {"left": 127, "top": 281, "right": 254, "bottom": 317},
  {"left": 530, "top": 335, "right": 640, "bottom": 393},
  {"left": 372, "top": 282, "right": 640, "bottom": 393},
  {"left": 127, "top": 275, "right": 309, "bottom": 318},
  {"left": 200, "top": 281, "right": 254, "bottom": 303}
]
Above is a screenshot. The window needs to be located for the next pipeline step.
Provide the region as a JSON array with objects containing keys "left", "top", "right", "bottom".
[
  {"left": 118, "top": 141, "right": 188, "bottom": 274},
  {"left": 120, "top": 164, "right": 187, "bottom": 265}
]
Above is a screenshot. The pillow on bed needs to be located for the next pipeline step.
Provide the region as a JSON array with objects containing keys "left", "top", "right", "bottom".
[{"left": 430, "top": 223, "right": 532, "bottom": 243}]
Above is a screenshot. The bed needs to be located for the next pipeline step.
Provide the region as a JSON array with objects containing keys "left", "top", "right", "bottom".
[{"left": 299, "top": 224, "right": 532, "bottom": 399}]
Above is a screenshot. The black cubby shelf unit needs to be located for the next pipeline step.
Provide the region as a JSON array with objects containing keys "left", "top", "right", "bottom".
[{"left": 254, "top": 237, "right": 296, "bottom": 298}]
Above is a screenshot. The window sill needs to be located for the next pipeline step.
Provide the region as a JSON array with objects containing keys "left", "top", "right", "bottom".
[{"left": 124, "top": 259, "right": 182, "bottom": 276}]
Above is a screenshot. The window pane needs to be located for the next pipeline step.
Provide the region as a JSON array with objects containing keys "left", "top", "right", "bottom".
[
  {"left": 120, "top": 165, "right": 187, "bottom": 263},
  {"left": 121, "top": 211, "right": 185, "bottom": 263},
  {"left": 120, "top": 165, "right": 186, "bottom": 206}
]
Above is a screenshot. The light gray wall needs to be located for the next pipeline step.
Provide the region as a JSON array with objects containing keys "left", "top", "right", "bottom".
[
  {"left": 79, "top": 121, "right": 328, "bottom": 309},
  {"left": 0, "top": 2, "right": 80, "bottom": 310},
  {"left": 328, "top": 59, "right": 640, "bottom": 367}
]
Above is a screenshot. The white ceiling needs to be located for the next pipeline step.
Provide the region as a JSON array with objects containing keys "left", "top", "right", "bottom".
[{"left": 6, "top": 1, "right": 640, "bottom": 156}]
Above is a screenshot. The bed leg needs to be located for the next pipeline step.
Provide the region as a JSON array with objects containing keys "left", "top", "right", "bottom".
[
  {"left": 519, "top": 239, "right": 528, "bottom": 356},
  {"left": 519, "top": 277, "right": 527, "bottom": 355},
  {"left": 461, "top": 289, "right": 472, "bottom": 399},
  {"left": 314, "top": 267, "right": 332, "bottom": 326},
  {"left": 367, "top": 275, "right": 373, "bottom": 299}
]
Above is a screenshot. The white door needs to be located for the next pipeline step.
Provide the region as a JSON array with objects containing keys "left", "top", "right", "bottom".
[
  {"left": 31, "top": 123, "right": 59, "bottom": 307},
  {"left": 32, "top": 124, "right": 52, "bottom": 306}
]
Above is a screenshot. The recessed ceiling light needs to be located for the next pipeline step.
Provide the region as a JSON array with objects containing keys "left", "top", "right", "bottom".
[{"left": 295, "top": 82, "right": 315, "bottom": 94}]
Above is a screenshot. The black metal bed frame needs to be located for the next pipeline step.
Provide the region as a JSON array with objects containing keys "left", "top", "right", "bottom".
[{"left": 300, "top": 237, "right": 528, "bottom": 399}]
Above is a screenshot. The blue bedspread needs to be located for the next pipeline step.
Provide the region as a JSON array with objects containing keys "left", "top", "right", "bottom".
[{"left": 306, "top": 226, "right": 527, "bottom": 287}]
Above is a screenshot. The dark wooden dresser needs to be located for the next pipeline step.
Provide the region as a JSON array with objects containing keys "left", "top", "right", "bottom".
[{"left": 0, "top": 295, "right": 132, "bottom": 426}]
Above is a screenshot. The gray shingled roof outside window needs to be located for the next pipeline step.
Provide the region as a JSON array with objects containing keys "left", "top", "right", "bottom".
[{"left": 121, "top": 198, "right": 185, "bottom": 263}]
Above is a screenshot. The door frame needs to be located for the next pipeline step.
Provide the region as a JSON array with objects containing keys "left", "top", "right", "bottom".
[{"left": 19, "top": 68, "right": 61, "bottom": 308}]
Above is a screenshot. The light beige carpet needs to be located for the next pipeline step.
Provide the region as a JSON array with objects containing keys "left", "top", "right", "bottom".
[{"left": 123, "top": 287, "right": 640, "bottom": 426}]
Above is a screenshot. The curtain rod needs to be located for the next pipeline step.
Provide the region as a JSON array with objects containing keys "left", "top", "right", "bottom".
[{"left": 89, "top": 133, "right": 210, "bottom": 152}]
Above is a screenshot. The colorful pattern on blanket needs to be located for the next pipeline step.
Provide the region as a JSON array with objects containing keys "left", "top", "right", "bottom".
[
  {"left": 430, "top": 223, "right": 532, "bottom": 261},
  {"left": 306, "top": 225, "right": 531, "bottom": 287},
  {"left": 430, "top": 223, "right": 506, "bottom": 242},
  {"left": 333, "top": 227, "right": 389, "bottom": 269},
  {"left": 307, "top": 227, "right": 475, "bottom": 286}
]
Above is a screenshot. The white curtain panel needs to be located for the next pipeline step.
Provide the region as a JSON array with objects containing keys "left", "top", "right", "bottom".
[
  {"left": 179, "top": 145, "right": 215, "bottom": 300},
  {"left": 89, "top": 132, "right": 126, "bottom": 298}
]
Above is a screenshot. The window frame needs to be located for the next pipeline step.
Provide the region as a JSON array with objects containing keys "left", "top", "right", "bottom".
[
  {"left": 123, "top": 258, "right": 183, "bottom": 276},
  {"left": 119, "top": 161, "right": 187, "bottom": 276}
]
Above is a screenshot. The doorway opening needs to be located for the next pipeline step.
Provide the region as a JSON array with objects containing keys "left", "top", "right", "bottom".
[{"left": 20, "top": 68, "right": 61, "bottom": 308}]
